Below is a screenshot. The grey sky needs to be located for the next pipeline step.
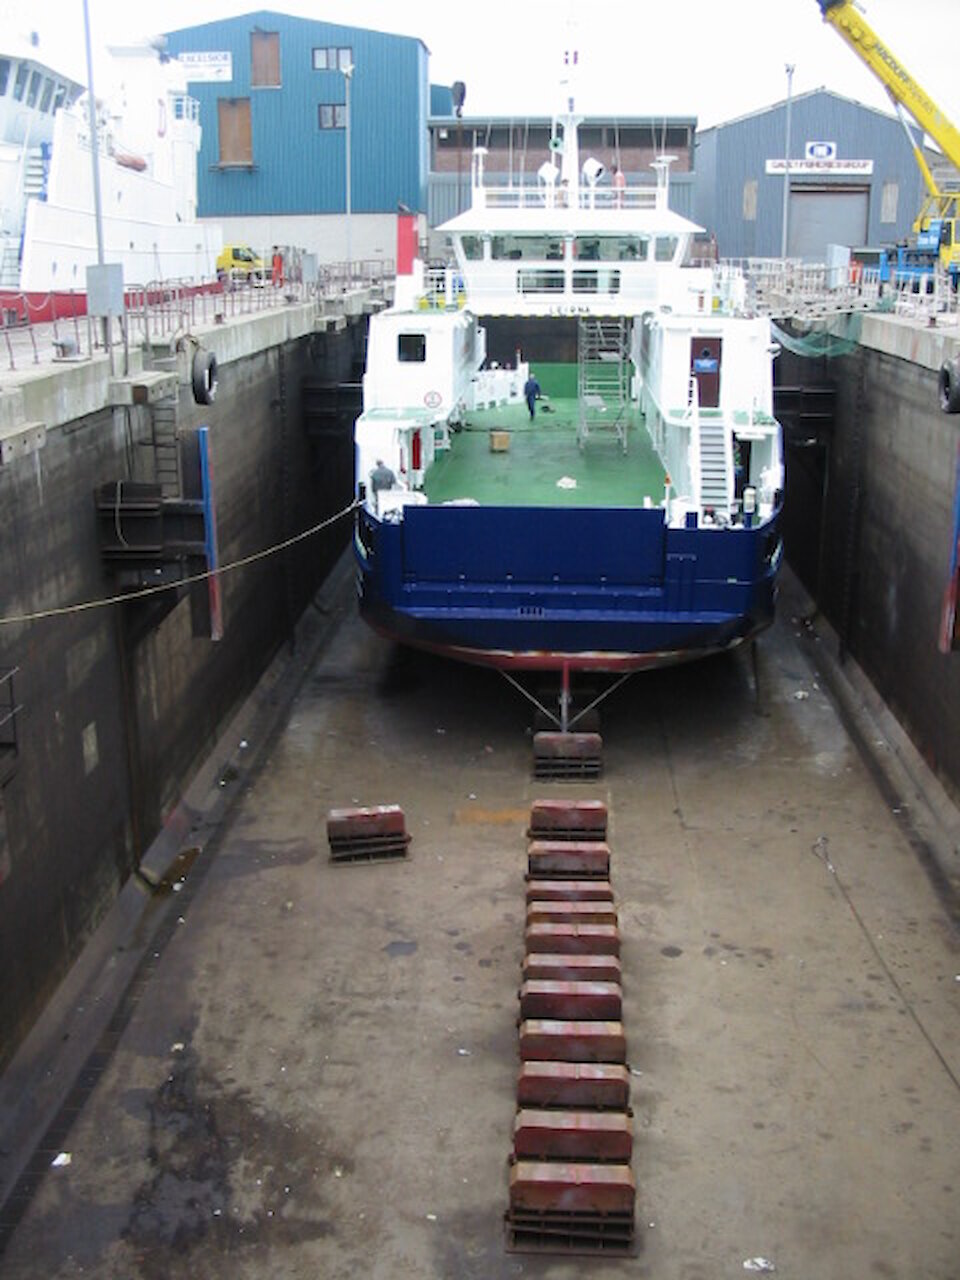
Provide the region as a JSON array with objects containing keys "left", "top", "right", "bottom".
[{"left": 8, "top": 0, "right": 960, "bottom": 137}]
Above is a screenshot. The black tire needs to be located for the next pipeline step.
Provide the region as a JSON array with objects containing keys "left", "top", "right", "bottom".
[
  {"left": 192, "top": 349, "right": 219, "bottom": 405},
  {"left": 938, "top": 358, "right": 960, "bottom": 414}
]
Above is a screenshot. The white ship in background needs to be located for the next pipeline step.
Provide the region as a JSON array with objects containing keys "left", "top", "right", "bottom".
[{"left": 0, "top": 31, "right": 220, "bottom": 320}]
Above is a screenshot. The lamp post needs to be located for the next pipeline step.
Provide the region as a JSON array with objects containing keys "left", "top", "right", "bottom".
[
  {"left": 343, "top": 62, "right": 353, "bottom": 287},
  {"left": 780, "top": 63, "right": 795, "bottom": 260}
]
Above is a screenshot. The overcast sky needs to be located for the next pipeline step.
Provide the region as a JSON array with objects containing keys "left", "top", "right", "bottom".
[{"left": 6, "top": 0, "right": 960, "bottom": 133}]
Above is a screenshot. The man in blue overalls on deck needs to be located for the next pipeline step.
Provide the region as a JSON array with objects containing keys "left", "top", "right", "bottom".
[{"left": 524, "top": 372, "right": 541, "bottom": 420}]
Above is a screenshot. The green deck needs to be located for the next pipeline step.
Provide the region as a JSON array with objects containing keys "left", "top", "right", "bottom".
[{"left": 424, "top": 395, "right": 668, "bottom": 509}]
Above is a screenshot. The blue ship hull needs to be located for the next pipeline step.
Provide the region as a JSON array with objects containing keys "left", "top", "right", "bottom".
[{"left": 355, "top": 502, "right": 782, "bottom": 672}]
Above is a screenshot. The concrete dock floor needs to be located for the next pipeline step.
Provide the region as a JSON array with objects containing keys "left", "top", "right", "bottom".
[{"left": 1, "top": 577, "right": 959, "bottom": 1279}]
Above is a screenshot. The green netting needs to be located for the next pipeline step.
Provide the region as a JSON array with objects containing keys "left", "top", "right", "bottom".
[{"left": 771, "top": 313, "right": 863, "bottom": 359}]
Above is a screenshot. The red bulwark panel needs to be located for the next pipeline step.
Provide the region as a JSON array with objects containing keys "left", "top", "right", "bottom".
[
  {"left": 523, "top": 953, "right": 622, "bottom": 985},
  {"left": 519, "top": 980, "right": 622, "bottom": 1022},
  {"left": 514, "top": 1109, "right": 633, "bottom": 1163},
  {"left": 518, "top": 1019, "right": 627, "bottom": 1063},
  {"left": 526, "top": 880, "right": 614, "bottom": 903},
  {"left": 528, "top": 841, "right": 610, "bottom": 880},
  {"left": 517, "top": 1061, "right": 631, "bottom": 1111},
  {"left": 525, "top": 923, "right": 620, "bottom": 956},
  {"left": 527, "top": 901, "right": 618, "bottom": 927},
  {"left": 396, "top": 212, "right": 418, "bottom": 276},
  {"left": 528, "top": 800, "right": 608, "bottom": 841}
]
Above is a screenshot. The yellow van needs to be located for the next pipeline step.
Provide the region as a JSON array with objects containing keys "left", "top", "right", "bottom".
[{"left": 215, "top": 244, "right": 266, "bottom": 283}]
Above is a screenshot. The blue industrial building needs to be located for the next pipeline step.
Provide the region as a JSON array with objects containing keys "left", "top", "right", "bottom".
[
  {"left": 694, "top": 90, "right": 927, "bottom": 261},
  {"left": 164, "top": 10, "right": 429, "bottom": 264}
]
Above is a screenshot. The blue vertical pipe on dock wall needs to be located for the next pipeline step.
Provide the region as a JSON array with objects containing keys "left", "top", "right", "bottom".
[{"left": 165, "top": 11, "right": 429, "bottom": 218}]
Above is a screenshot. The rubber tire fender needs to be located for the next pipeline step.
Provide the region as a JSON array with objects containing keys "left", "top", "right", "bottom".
[
  {"left": 192, "top": 349, "right": 219, "bottom": 405},
  {"left": 938, "top": 357, "right": 960, "bottom": 414}
]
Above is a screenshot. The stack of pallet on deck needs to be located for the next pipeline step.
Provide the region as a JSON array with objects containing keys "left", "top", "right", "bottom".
[{"left": 506, "top": 799, "right": 636, "bottom": 1255}]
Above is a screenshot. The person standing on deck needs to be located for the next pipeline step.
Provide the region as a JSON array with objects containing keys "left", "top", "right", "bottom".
[
  {"left": 524, "top": 373, "right": 541, "bottom": 420},
  {"left": 612, "top": 164, "right": 626, "bottom": 208},
  {"left": 271, "top": 245, "right": 284, "bottom": 288}
]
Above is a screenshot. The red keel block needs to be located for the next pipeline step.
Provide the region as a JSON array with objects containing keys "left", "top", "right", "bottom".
[
  {"left": 518, "top": 1019, "right": 627, "bottom": 1063},
  {"left": 523, "top": 953, "right": 622, "bottom": 985},
  {"left": 517, "top": 1061, "right": 631, "bottom": 1111},
  {"left": 527, "top": 841, "right": 610, "bottom": 880},
  {"left": 509, "top": 1159, "right": 635, "bottom": 1215},
  {"left": 525, "top": 879, "right": 614, "bottom": 903},
  {"left": 326, "top": 804, "right": 411, "bottom": 862},
  {"left": 525, "top": 923, "right": 620, "bottom": 956},
  {"left": 527, "top": 799, "right": 608, "bottom": 842},
  {"left": 513, "top": 1109, "right": 633, "bottom": 1163},
  {"left": 526, "top": 900, "right": 618, "bottom": 927},
  {"left": 519, "top": 979, "right": 623, "bottom": 1022}
]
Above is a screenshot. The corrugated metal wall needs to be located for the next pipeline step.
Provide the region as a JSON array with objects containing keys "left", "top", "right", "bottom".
[
  {"left": 165, "top": 11, "right": 428, "bottom": 217},
  {"left": 695, "top": 91, "right": 926, "bottom": 260}
]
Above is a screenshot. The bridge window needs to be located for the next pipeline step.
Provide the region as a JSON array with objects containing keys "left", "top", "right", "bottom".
[
  {"left": 655, "top": 236, "right": 679, "bottom": 262},
  {"left": 398, "top": 333, "right": 426, "bottom": 362},
  {"left": 0, "top": 60, "right": 9, "bottom": 97},
  {"left": 460, "top": 236, "right": 484, "bottom": 261},
  {"left": 26, "top": 70, "right": 40, "bottom": 109},
  {"left": 39, "top": 77, "right": 53, "bottom": 113},
  {"left": 12, "top": 63, "right": 27, "bottom": 103},
  {"left": 517, "top": 269, "right": 565, "bottom": 294},
  {"left": 575, "top": 236, "right": 647, "bottom": 262},
  {"left": 492, "top": 234, "right": 556, "bottom": 260}
]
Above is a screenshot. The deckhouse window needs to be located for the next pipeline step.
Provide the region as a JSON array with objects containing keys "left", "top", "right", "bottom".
[
  {"left": 53, "top": 83, "right": 66, "bottom": 113},
  {"left": 398, "top": 333, "right": 426, "bottom": 363},
  {"left": 655, "top": 236, "right": 679, "bottom": 263},
  {"left": 0, "top": 60, "right": 10, "bottom": 97},
  {"left": 26, "top": 70, "right": 40, "bottom": 109},
  {"left": 251, "top": 31, "right": 280, "bottom": 87},
  {"left": 517, "top": 269, "right": 564, "bottom": 295},
  {"left": 459, "top": 236, "right": 484, "bottom": 261},
  {"left": 13, "top": 64, "right": 27, "bottom": 102},
  {"left": 39, "top": 78, "right": 53, "bottom": 113},
  {"left": 575, "top": 235, "right": 647, "bottom": 262}
]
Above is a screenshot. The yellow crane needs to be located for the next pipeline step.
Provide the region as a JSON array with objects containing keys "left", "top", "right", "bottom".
[{"left": 816, "top": 0, "right": 960, "bottom": 277}]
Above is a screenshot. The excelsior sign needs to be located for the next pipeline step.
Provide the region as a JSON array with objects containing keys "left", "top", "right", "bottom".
[
  {"left": 765, "top": 158, "right": 874, "bottom": 175},
  {"left": 178, "top": 51, "right": 233, "bottom": 82}
]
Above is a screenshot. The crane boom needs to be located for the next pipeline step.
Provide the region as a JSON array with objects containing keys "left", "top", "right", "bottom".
[
  {"left": 816, "top": 0, "right": 960, "bottom": 172},
  {"left": 816, "top": 0, "right": 960, "bottom": 272}
]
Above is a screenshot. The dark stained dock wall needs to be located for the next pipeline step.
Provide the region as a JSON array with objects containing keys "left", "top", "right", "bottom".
[
  {"left": 780, "top": 320, "right": 960, "bottom": 798},
  {"left": 0, "top": 316, "right": 359, "bottom": 1067}
]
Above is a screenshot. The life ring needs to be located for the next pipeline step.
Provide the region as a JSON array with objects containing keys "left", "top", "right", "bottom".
[
  {"left": 938, "top": 358, "right": 960, "bottom": 414},
  {"left": 192, "top": 349, "right": 219, "bottom": 405}
]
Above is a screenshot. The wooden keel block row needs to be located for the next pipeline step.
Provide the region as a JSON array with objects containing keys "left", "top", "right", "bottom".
[
  {"left": 527, "top": 841, "right": 610, "bottom": 881},
  {"left": 519, "top": 979, "right": 622, "bottom": 1022},
  {"left": 523, "top": 952, "right": 622, "bottom": 985},
  {"left": 533, "top": 732, "right": 603, "bottom": 781},
  {"left": 525, "top": 879, "right": 614, "bottom": 903},
  {"left": 527, "top": 799, "right": 608, "bottom": 842},
  {"left": 526, "top": 900, "right": 618, "bottom": 927},
  {"left": 517, "top": 1061, "right": 631, "bottom": 1111},
  {"left": 326, "top": 804, "right": 411, "bottom": 863},
  {"left": 526, "top": 923, "right": 620, "bottom": 957},
  {"left": 519, "top": 1019, "right": 627, "bottom": 1063},
  {"left": 513, "top": 1109, "right": 633, "bottom": 1163}
]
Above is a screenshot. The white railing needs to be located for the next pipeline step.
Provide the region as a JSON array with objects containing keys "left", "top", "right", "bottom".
[{"left": 476, "top": 185, "right": 664, "bottom": 212}]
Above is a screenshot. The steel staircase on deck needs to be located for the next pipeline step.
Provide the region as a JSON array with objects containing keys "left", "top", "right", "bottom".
[
  {"left": 698, "top": 416, "right": 731, "bottom": 510},
  {"left": 577, "top": 317, "right": 629, "bottom": 452}
]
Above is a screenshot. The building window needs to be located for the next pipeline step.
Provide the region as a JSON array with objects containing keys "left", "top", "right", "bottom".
[
  {"left": 881, "top": 181, "right": 899, "bottom": 224},
  {"left": 318, "top": 103, "right": 346, "bottom": 129},
  {"left": 251, "top": 31, "right": 280, "bottom": 87},
  {"left": 398, "top": 333, "right": 426, "bottom": 362},
  {"left": 0, "top": 60, "right": 10, "bottom": 97},
  {"left": 312, "top": 46, "right": 353, "bottom": 71},
  {"left": 218, "top": 98, "right": 253, "bottom": 166},
  {"left": 743, "top": 178, "right": 758, "bottom": 221}
]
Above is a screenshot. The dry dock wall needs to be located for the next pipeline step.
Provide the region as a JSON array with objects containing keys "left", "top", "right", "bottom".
[
  {"left": 0, "top": 309, "right": 361, "bottom": 1067},
  {"left": 780, "top": 316, "right": 960, "bottom": 799}
]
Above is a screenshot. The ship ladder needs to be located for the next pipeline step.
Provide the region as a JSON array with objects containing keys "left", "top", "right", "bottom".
[
  {"left": 577, "top": 317, "right": 629, "bottom": 453},
  {"left": 148, "top": 396, "right": 182, "bottom": 499}
]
